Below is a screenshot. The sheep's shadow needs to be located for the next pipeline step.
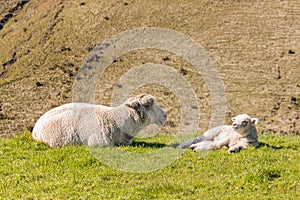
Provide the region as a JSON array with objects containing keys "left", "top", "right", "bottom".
[
  {"left": 130, "top": 141, "right": 166, "bottom": 148},
  {"left": 259, "top": 142, "right": 283, "bottom": 150}
]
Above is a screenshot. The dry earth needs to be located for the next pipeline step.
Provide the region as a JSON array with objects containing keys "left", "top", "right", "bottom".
[{"left": 0, "top": 0, "right": 299, "bottom": 137}]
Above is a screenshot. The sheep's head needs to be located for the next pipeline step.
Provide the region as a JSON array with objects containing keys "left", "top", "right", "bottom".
[
  {"left": 126, "top": 93, "right": 167, "bottom": 126},
  {"left": 231, "top": 114, "right": 258, "bottom": 136}
]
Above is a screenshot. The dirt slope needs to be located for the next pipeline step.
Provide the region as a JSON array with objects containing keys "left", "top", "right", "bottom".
[{"left": 0, "top": 0, "right": 299, "bottom": 137}]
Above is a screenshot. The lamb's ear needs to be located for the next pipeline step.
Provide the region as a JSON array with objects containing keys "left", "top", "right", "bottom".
[
  {"left": 231, "top": 117, "right": 236, "bottom": 122},
  {"left": 251, "top": 118, "right": 258, "bottom": 125}
]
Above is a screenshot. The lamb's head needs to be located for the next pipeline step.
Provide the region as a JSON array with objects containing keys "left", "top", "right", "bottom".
[
  {"left": 126, "top": 93, "right": 167, "bottom": 126},
  {"left": 231, "top": 114, "right": 258, "bottom": 136}
]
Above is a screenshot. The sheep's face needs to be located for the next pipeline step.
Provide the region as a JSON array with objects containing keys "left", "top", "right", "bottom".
[
  {"left": 126, "top": 93, "right": 167, "bottom": 126},
  {"left": 231, "top": 114, "right": 258, "bottom": 136},
  {"left": 147, "top": 104, "right": 167, "bottom": 126}
]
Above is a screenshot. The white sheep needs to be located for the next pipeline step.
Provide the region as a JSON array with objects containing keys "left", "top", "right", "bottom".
[
  {"left": 178, "top": 114, "right": 259, "bottom": 153},
  {"left": 32, "top": 93, "right": 167, "bottom": 147}
]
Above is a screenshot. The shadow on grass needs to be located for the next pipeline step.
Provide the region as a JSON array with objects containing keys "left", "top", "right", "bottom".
[
  {"left": 259, "top": 142, "right": 282, "bottom": 150},
  {"left": 130, "top": 141, "right": 167, "bottom": 148}
]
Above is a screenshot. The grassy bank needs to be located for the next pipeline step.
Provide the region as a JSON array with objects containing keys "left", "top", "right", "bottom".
[{"left": 0, "top": 132, "right": 299, "bottom": 199}]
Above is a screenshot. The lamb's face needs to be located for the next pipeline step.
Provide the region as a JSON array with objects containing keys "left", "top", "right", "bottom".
[
  {"left": 126, "top": 93, "right": 167, "bottom": 126},
  {"left": 231, "top": 114, "right": 258, "bottom": 136}
]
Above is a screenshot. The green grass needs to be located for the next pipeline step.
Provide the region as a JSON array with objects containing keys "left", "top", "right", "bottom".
[{"left": 0, "top": 132, "right": 299, "bottom": 199}]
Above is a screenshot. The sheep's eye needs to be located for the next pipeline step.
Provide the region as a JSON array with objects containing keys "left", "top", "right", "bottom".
[
  {"left": 145, "top": 105, "right": 151, "bottom": 109},
  {"left": 242, "top": 121, "right": 248, "bottom": 124}
]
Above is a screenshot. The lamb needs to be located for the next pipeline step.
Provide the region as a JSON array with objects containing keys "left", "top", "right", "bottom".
[
  {"left": 178, "top": 114, "right": 259, "bottom": 153},
  {"left": 32, "top": 93, "right": 167, "bottom": 147}
]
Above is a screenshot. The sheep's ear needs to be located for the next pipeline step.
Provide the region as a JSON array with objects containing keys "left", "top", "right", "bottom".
[
  {"left": 125, "top": 93, "right": 155, "bottom": 109},
  {"left": 140, "top": 94, "right": 155, "bottom": 107},
  {"left": 251, "top": 118, "right": 258, "bottom": 125},
  {"left": 231, "top": 117, "right": 236, "bottom": 122},
  {"left": 125, "top": 100, "right": 140, "bottom": 109}
]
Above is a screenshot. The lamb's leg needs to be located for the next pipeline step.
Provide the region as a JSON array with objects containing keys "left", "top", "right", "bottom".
[
  {"left": 177, "top": 135, "right": 205, "bottom": 149},
  {"left": 190, "top": 141, "right": 216, "bottom": 151},
  {"left": 190, "top": 138, "right": 230, "bottom": 152},
  {"left": 228, "top": 141, "right": 249, "bottom": 153}
]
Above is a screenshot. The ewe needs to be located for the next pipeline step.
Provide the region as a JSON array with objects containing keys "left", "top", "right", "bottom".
[
  {"left": 32, "top": 94, "right": 167, "bottom": 147},
  {"left": 178, "top": 114, "right": 259, "bottom": 153}
]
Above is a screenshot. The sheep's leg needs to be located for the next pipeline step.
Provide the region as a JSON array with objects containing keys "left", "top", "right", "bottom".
[
  {"left": 87, "top": 133, "right": 111, "bottom": 147},
  {"left": 120, "top": 137, "right": 133, "bottom": 145},
  {"left": 251, "top": 141, "right": 260, "bottom": 148}
]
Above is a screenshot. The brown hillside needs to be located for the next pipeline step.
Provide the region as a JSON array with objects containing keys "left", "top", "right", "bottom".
[{"left": 0, "top": 0, "right": 299, "bottom": 137}]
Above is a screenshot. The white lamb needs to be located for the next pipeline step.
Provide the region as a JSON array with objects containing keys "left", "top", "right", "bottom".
[
  {"left": 32, "top": 93, "right": 167, "bottom": 147},
  {"left": 178, "top": 114, "right": 259, "bottom": 153}
]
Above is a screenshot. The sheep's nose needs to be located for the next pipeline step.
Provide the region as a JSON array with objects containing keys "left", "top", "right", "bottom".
[{"left": 162, "top": 113, "right": 167, "bottom": 120}]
